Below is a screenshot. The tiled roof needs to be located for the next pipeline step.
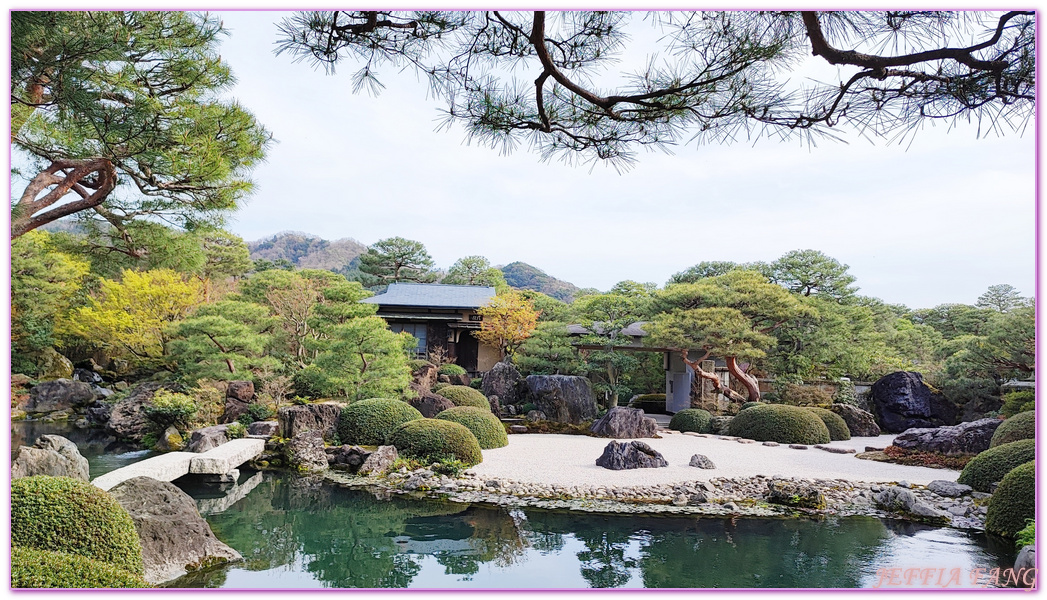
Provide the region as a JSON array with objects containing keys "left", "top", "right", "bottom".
[{"left": 361, "top": 283, "right": 497, "bottom": 308}]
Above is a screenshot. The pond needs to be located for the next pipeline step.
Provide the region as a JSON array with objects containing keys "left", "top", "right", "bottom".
[{"left": 11, "top": 422, "right": 1018, "bottom": 589}]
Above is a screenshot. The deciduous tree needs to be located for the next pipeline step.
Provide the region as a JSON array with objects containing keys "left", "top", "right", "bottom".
[{"left": 474, "top": 292, "right": 541, "bottom": 359}]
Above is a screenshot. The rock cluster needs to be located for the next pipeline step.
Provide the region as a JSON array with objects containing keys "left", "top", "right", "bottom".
[
  {"left": 524, "top": 375, "right": 597, "bottom": 424},
  {"left": 11, "top": 434, "right": 90, "bottom": 481},
  {"left": 595, "top": 441, "right": 668, "bottom": 470},
  {"left": 589, "top": 407, "right": 657, "bottom": 438},
  {"left": 892, "top": 418, "right": 1001, "bottom": 455},
  {"left": 278, "top": 402, "right": 344, "bottom": 441}
]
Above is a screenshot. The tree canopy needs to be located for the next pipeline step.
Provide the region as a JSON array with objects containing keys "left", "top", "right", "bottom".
[
  {"left": 11, "top": 11, "right": 271, "bottom": 240},
  {"left": 357, "top": 237, "right": 439, "bottom": 286},
  {"left": 276, "top": 10, "right": 1034, "bottom": 169}
]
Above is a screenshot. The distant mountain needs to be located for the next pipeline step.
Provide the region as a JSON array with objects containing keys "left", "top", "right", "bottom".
[
  {"left": 248, "top": 232, "right": 367, "bottom": 274},
  {"left": 500, "top": 262, "right": 580, "bottom": 302}
]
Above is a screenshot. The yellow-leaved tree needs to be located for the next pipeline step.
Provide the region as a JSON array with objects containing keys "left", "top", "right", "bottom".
[
  {"left": 64, "top": 269, "right": 204, "bottom": 366},
  {"left": 474, "top": 292, "right": 540, "bottom": 359}
]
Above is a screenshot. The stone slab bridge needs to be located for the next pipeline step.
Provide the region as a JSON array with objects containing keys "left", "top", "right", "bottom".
[{"left": 92, "top": 438, "right": 265, "bottom": 492}]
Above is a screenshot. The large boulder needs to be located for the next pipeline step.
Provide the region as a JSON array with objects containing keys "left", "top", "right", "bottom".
[
  {"left": 407, "top": 389, "right": 456, "bottom": 418},
  {"left": 11, "top": 434, "right": 90, "bottom": 481},
  {"left": 108, "top": 477, "right": 242, "bottom": 584},
  {"left": 286, "top": 430, "right": 328, "bottom": 472},
  {"left": 225, "top": 380, "right": 255, "bottom": 402},
  {"left": 37, "top": 347, "right": 74, "bottom": 380},
  {"left": 359, "top": 445, "right": 398, "bottom": 476},
  {"left": 247, "top": 420, "right": 279, "bottom": 437},
  {"left": 73, "top": 368, "right": 104, "bottom": 384},
  {"left": 524, "top": 375, "right": 598, "bottom": 424},
  {"left": 873, "top": 486, "right": 950, "bottom": 523},
  {"left": 870, "top": 372, "right": 958, "bottom": 433},
  {"left": 326, "top": 445, "right": 372, "bottom": 471},
  {"left": 278, "top": 402, "right": 345, "bottom": 441},
  {"left": 595, "top": 441, "right": 668, "bottom": 470},
  {"left": 25, "top": 379, "right": 97, "bottom": 415},
  {"left": 219, "top": 397, "right": 250, "bottom": 425},
  {"left": 107, "top": 382, "right": 184, "bottom": 441},
  {"left": 482, "top": 360, "right": 524, "bottom": 406},
  {"left": 892, "top": 418, "right": 1002, "bottom": 455},
  {"left": 829, "top": 404, "right": 881, "bottom": 437},
  {"left": 411, "top": 363, "right": 439, "bottom": 390},
  {"left": 590, "top": 407, "right": 657, "bottom": 438},
  {"left": 766, "top": 479, "right": 826, "bottom": 510},
  {"left": 186, "top": 425, "right": 230, "bottom": 453}
]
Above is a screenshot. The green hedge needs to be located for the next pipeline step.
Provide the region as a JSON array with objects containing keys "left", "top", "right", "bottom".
[
  {"left": 338, "top": 399, "right": 423, "bottom": 445},
  {"left": 1001, "top": 391, "right": 1035, "bottom": 418},
  {"left": 11, "top": 476, "right": 144, "bottom": 575},
  {"left": 629, "top": 394, "right": 667, "bottom": 413},
  {"left": 990, "top": 411, "right": 1035, "bottom": 448},
  {"left": 388, "top": 419, "right": 484, "bottom": 466},
  {"left": 432, "top": 382, "right": 451, "bottom": 393},
  {"left": 668, "top": 409, "right": 712, "bottom": 433},
  {"left": 11, "top": 547, "right": 150, "bottom": 588},
  {"left": 437, "top": 364, "right": 467, "bottom": 376},
  {"left": 728, "top": 404, "right": 831, "bottom": 445},
  {"left": 435, "top": 406, "right": 508, "bottom": 449},
  {"left": 436, "top": 385, "right": 490, "bottom": 411},
  {"left": 957, "top": 439, "right": 1035, "bottom": 492},
  {"left": 409, "top": 359, "right": 435, "bottom": 372},
  {"left": 805, "top": 407, "right": 851, "bottom": 441},
  {"left": 985, "top": 461, "right": 1036, "bottom": 539},
  {"left": 739, "top": 402, "right": 762, "bottom": 412}
]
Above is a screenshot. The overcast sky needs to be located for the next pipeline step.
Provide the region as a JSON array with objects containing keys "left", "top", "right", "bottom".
[{"left": 8, "top": 10, "right": 1038, "bottom": 311}]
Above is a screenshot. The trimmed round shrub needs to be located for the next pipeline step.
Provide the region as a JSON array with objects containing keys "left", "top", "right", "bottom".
[
  {"left": 409, "top": 359, "right": 435, "bottom": 372},
  {"left": 728, "top": 404, "right": 831, "bottom": 445},
  {"left": 1001, "top": 390, "right": 1035, "bottom": 418},
  {"left": 739, "top": 402, "right": 762, "bottom": 412},
  {"left": 436, "top": 385, "right": 490, "bottom": 411},
  {"left": 780, "top": 384, "right": 833, "bottom": 406},
  {"left": 432, "top": 382, "right": 451, "bottom": 393},
  {"left": 805, "top": 407, "right": 851, "bottom": 441},
  {"left": 435, "top": 406, "right": 509, "bottom": 449},
  {"left": 990, "top": 411, "right": 1035, "bottom": 448},
  {"left": 629, "top": 393, "right": 667, "bottom": 413},
  {"left": 388, "top": 419, "right": 484, "bottom": 466},
  {"left": 957, "top": 439, "right": 1035, "bottom": 492},
  {"left": 985, "top": 461, "right": 1035, "bottom": 538},
  {"left": 437, "top": 364, "right": 467, "bottom": 376},
  {"left": 11, "top": 476, "right": 143, "bottom": 575},
  {"left": 668, "top": 409, "right": 712, "bottom": 433},
  {"left": 11, "top": 547, "right": 150, "bottom": 588},
  {"left": 338, "top": 399, "right": 423, "bottom": 445}
]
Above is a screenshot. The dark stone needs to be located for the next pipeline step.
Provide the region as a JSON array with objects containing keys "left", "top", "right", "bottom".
[
  {"left": 359, "top": 445, "right": 398, "bottom": 475},
  {"left": 482, "top": 360, "right": 524, "bottom": 406},
  {"left": 1013, "top": 547, "right": 1036, "bottom": 588},
  {"left": 509, "top": 425, "right": 528, "bottom": 433},
  {"left": 524, "top": 375, "right": 598, "bottom": 424},
  {"left": 788, "top": 444, "right": 809, "bottom": 450},
  {"left": 927, "top": 480, "right": 973, "bottom": 498},
  {"left": 186, "top": 425, "right": 230, "bottom": 453},
  {"left": 25, "top": 379, "right": 97, "bottom": 415},
  {"left": 287, "top": 430, "right": 328, "bottom": 472},
  {"left": 11, "top": 434, "right": 90, "bottom": 480},
  {"left": 829, "top": 404, "right": 881, "bottom": 437},
  {"left": 107, "top": 382, "right": 184, "bottom": 441},
  {"left": 870, "top": 371, "right": 959, "bottom": 433},
  {"left": 412, "top": 363, "right": 439, "bottom": 390},
  {"left": 225, "top": 380, "right": 255, "bottom": 402},
  {"left": 328, "top": 445, "right": 371, "bottom": 471},
  {"left": 689, "top": 454, "right": 716, "bottom": 469},
  {"left": 595, "top": 441, "right": 668, "bottom": 470},
  {"left": 486, "top": 394, "right": 502, "bottom": 416},
  {"left": 708, "top": 416, "right": 734, "bottom": 435},
  {"left": 219, "top": 397, "right": 250, "bottom": 424},
  {"left": 873, "top": 486, "right": 950, "bottom": 523},
  {"left": 72, "top": 368, "right": 103, "bottom": 384},
  {"left": 589, "top": 407, "right": 657, "bottom": 438},
  {"left": 448, "top": 373, "right": 471, "bottom": 387},
  {"left": 247, "top": 420, "right": 279, "bottom": 437},
  {"left": 892, "top": 418, "right": 1002, "bottom": 455},
  {"left": 503, "top": 404, "right": 517, "bottom": 416},
  {"left": 278, "top": 402, "right": 344, "bottom": 441},
  {"left": 814, "top": 445, "right": 856, "bottom": 454},
  {"left": 407, "top": 390, "right": 455, "bottom": 418},
  {"left": 766, "top": 479, "right": 826, "bottom": 509},
  {"left": 109, "top": 477, "right": 242, "bottom": 584},
  {"left": 437, "top": 374, "right": 451, "bottom": 384},
  {"left": 525, "top": 410, "right": 547, "bottom": 422},
  {"left": 85, "top": 401, "right": 112, "bottom": 425}
]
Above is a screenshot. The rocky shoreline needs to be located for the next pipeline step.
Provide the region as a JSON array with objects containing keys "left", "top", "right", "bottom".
[{"left": 323, "top": 467, "right": 991, "bottom": 530}]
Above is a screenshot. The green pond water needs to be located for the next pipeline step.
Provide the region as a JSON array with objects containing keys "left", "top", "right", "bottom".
[{"left": 11, "top": 422, "right": 1018, "bottom": 589}]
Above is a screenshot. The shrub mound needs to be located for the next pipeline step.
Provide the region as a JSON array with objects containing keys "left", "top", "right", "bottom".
[
  {"left": 432, "top": 382, "right": 451, "bottom": 393},
  {"left": 629, "top": 394, "right": 667, "bottom": 414},
  {"left": 1000, "top": 390, "right": 1035, "bottom": 418},
  {"left": 668, "top": 409, "right": 712, "bottom": 433},
  {"left": 739, "top": 402, "right": 762, "bottom": 412},
  {"left": 805, "top": 407, "right": 851, "bottom": 441},
  {"left": 780, "top": 384, "right": 833, "bottom": 406},
  {"left": 435, "top": 406, "right": 508, "bottom": 449},
  {"left": 956, "top": 439, "right": 1035, "bottom": 492},
  {"left": 728, "top": 404, "right": 831, "bottom": 445},
  {"left": 409, "top": 359, "right": 435, "bottom": 372},
  {"left": 990, "top": 411, "right": 1035, "bottom": 448},
  {"left": 435, "top": 385, "right": 490, "bottom": 411},
  {"left": 437, "top": 364, "right": 467, "bottom": 376},
  {"left": 338, "top": 399, "right": 423, "bottom": 446},
  {"left": 388, "top": 419, "right": 484, "bottom": 466},
  {"left": 985, "top": 461, "right": 1035, "bottom": 538},
  {"left": 11, "top": 547, "right": 149, "bottom": 589},
  {"left": 11, "top": 476, "right": 143, "bottom": 575}
]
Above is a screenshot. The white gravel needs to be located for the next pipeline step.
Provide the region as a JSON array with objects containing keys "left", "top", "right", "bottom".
[{"left": 470, "top": 432, "right": 958, "bottom": 487}]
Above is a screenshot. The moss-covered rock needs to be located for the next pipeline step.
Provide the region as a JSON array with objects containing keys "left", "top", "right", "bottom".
[
  {"left": 11, "top": 476, "right": 144, "bottom": 575},
  {"left": 388, "top": 419, "right": 484, "bottom": 466},
  {"left": 728, "top": 404, "right": 831, "bottom": 445},
  {"left": 338, "top": 399, "right": 423, "bottom": 446},
  {"left": 985, "top": 461, "right": 1035, "bottom": 538},
  {"left": 805, "top": 407, "right": 851, "bottom": 441},
  {"left": 435, "top": 406, "right": 508, "bottom": 449},
  {"left": 668, "top": 409, "right": 712, "bottom": 434},
  {"left": 957, "top": 439, "right": 1035, "bottom": 492},
  {"left": 990, "top": 411, "right": 1035, "bottom": 448},
  {"left": 435, "top": 385, "right": 490, "bottom": 411},
  {"left": 11, "top": 547, "right": 150, "bottom": 588}
]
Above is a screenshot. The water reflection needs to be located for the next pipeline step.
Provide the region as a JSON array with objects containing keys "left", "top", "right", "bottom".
[
  {"left": 166, "top": 473, "right": 1013, "bottom": 589},
  {"left": 11, "top": 420, "right": 153, "bottom": 478}
]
